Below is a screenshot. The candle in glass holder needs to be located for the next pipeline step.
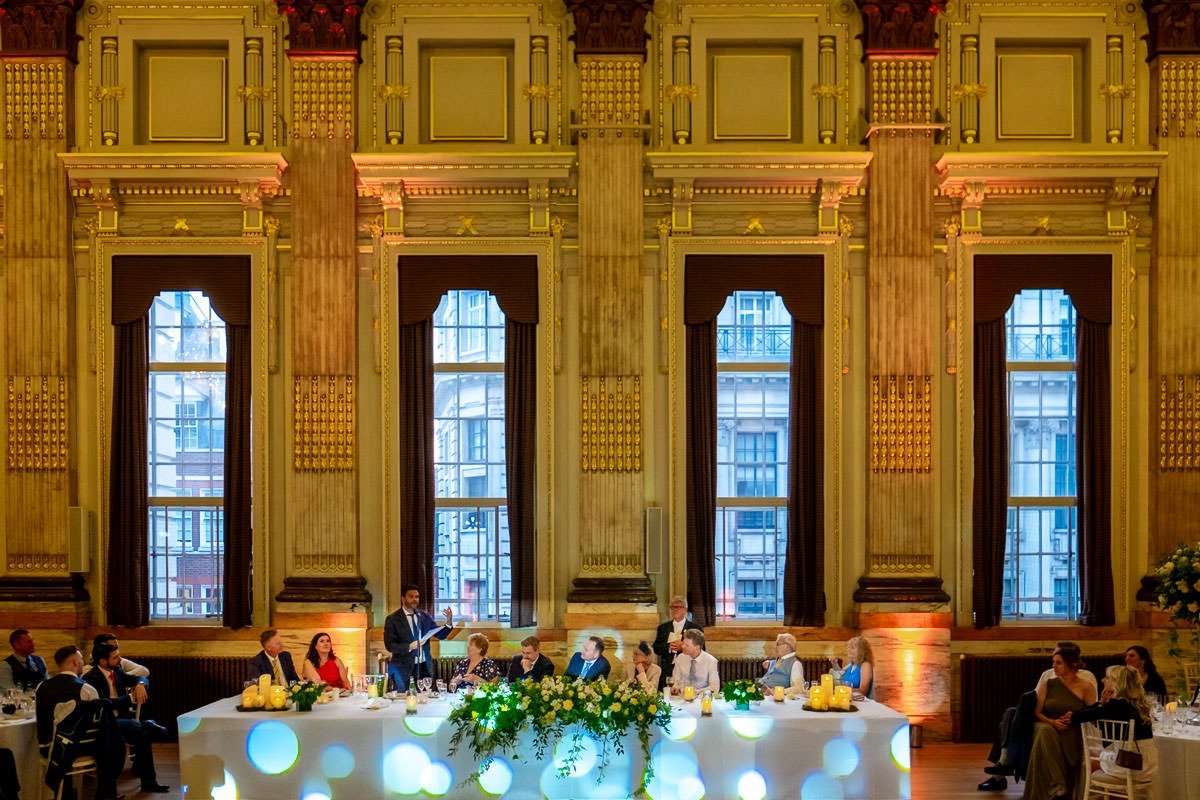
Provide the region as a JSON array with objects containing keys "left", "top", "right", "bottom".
[
  {"left": 683, "top": 685, "right": 695, "bottom": 701},
  {"left": 809, "top": 685, "right": 826, "bottom": 711},
  {"left": 701, "top": 692, "right": 713, "bottom": 716},
  {"left": 774, "top": 686, "right": 786, "bottom": 703},
  {"left": 833, "top": 685, "right": 852, "bottom": 710},
  {"left": 820, "top": 673, "right": 834, "bottom": 696},
  {"left": 406, "top": 693, "right": 418, "bottom": 714},
  {"left": 1165, "top": 700, "right": 1178, "bottom": 714},
  {"left": 269, "top": 685, "right": 288, "bottom": 710},
  {"left": 258, "top": 673, "right": 272, "bottom": 696},
  {"left": 367, "top": 682, "right": 379, "bottom": 698}
]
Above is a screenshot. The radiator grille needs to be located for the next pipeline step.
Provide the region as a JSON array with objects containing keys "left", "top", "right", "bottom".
[
  {"left": 960, "top": 653, "right": 1125, "bottom": 742},
  {"left": 129, "top": 655, "right": 247, "bottom": 741}
]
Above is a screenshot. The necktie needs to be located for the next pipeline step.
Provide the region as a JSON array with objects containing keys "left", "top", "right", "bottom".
[
  {"left": 580, "top": 660, "right": 590, "bottom": 679},
  {"left": 409, "top": 614, "right": 423, "bottom": 664},
  {"left": 272, "top": 657, "right": 284, "bottom": 685},
  {"left": 689, "top": 657, "right": 698, "bottom": 688},
  {"left": 107, "top": 670, "right": 117, "bottom": 698}
]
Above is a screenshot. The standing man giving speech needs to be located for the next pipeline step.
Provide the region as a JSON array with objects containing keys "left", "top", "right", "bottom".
[{"left": 385, "top": 583, "right": 454, "bottom": 692}]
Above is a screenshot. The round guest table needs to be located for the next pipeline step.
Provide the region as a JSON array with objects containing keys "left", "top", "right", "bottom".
[{"left": 0, "top": 713, "right": 41, "bottom": 800}]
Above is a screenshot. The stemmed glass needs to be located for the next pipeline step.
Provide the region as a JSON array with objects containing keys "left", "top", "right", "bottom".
[{"left": 419, "top": 676, "right": 433, "bottom": 696}]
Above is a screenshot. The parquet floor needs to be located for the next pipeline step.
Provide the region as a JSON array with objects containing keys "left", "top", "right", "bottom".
[{"left": 83, "top": 741, "right": 1016, "bottom": 799}]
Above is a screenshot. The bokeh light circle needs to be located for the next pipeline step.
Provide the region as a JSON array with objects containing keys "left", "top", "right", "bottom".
[
  {"left": 300, "top": 792, "right": 330, "bottom": 800},
  {"left": 729, "top": 714, "right": 773, "bottom": 740},
  {"left": 645, "top": 740, "right": 702, "bottom": 800},
  {"left": 177, "top": 715, "right": 201, "bottom": 735},
  {"left": 383, "top": 742, "right": 431, "bottom": 794},
  {"left": 246, "top": 721, "right": 299, "bottom": 775},
  {"left": 736, "top": 769, "right": 767, "bottom": 800},
  {"left": 822, "top": 737, "right": 861, "bottom": 777},
  {"left": 404, "top": 714, "right": 445, "bottom": 736},
  {"left": 664, "top": 713, "right": 698, "bottom": 740},
  {"left": 553, "top": 733, "right": 599, "bottom": 776},
  {"left": 678, "top": 775, "right": 707, "bottom": 800},
  {"left": 801, "top": 772, "right": 845, "bottom": 800},
  {"left": 320, "top": 744, "right": 355, "bottom": 779},
  {"left": 211, "top": 769, "right": 238, "bottom": 800},
  {"left": 421, "top": 760, "right": 454, "bottom": 796},
  {"left": 890, "top": 725, "right": 912, "bottom": 770},
  {"left": 478, "top": 757, "right": 514, "bottom": 796}
]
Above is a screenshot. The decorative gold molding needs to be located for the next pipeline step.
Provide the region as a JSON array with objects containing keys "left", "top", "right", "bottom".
[
  {"left": 3, "top": 60, "right": 66, "bottom": 140},
  {"left": 950, "top": 83, "right": 987, "bottom": 101},
  {"left": 376, "top": 83, "right": 410, "bottom": 100},
  {"left": 871, "top": 553, "right": 934, "bottom": 573},
  {"left": 291, "top": 59, "right": 355, "bottom": 140},
  {"left": 522, "top": 83, "right": 557, "bottom": 99},
  {"left": 93, "top": 85, "right": 125, "bottom": 101},
  {"left": 236, "top": 85, "right": 273, "bottom": 101},
  {"left": 811, "top": 83, "right": 846, "bottom": 99},
  {"left": 577, "top": 57, "right": 642, "bottom": 130},
  {"left": 870, "top": 375, "right": 933, "bottom": 473},
  {"left": 580, "top": 375, "right": 642, "bottom": 473},
  {"left": 666, "top": 83, "right": 698, "bottom": 101},
  {"left": 868, "top": 58, "right": 934, "bottom": 125},
  {"left": 7, "top": 376, "right": 68, "bottom": 470},
  {"left": 294, "top": 375, "right": 355, "bottom": 471},
  {"left": 1159, "top": 375, "right": 1200, "bottom": 471}
]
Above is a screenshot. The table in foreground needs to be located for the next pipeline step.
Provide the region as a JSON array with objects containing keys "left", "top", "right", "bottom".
[
  {"left": 1153, "top": 725, "right": 1200, "bottom": 800},
  {"left": 0, "top": 714, "right": 40, "bottom": 800},
  {"left": 179, "top": 693, "right": 911, "bottom": 799}
]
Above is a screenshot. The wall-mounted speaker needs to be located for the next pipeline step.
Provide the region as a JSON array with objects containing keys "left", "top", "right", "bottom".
[
  {"left": 68, "top": 506, "right": 92, "bottom": 574},
  {"left": 644, "top": 506, "right": 663, "bottom": 575}
]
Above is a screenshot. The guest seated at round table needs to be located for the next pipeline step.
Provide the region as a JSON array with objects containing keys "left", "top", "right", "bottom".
[
  {"left": 1071, "top": 664, "right": 1157, "bottom": 797},
  {"left": 625, "top": 641, "right": 661, "bottom": 693},
  {"left": 448, "top": 633, "right": 501, "bottom": 691},
  {"left": 760, "top": 633, "right": 805, "bottom": 691},
  {"left": 841, "top": 635, "right": 875, "bottom": 698},
  {"left": 1021, "top": 643, "right": 1098, "bottom": 800},
  {"left": 301, "top": 632, "right": 349, "bottom": 689},
  {"left": 1123, "top": 645, "right": 1167, "bottom": 698}
]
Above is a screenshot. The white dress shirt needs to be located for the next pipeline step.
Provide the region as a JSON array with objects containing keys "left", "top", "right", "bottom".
[{"left": 672, "top": 650, "right": 720, "bottom": 692}]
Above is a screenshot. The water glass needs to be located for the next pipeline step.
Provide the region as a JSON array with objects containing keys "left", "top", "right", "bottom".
[{"left": 436, "top": 679, "right": 448, "bottom": 694}]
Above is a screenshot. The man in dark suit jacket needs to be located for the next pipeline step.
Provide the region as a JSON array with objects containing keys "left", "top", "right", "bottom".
[
  {"left": 35, "top": 645, "right": 126, "bottom": 800},
  {"left": 563, "top": 636, "right": 611, "bottom": 682},
  {"left": 652, "top": 595, "right": 703, "bottom": 689},
  {"left": 83, "top": 642, "right": 168, "bottom": 793},
  {"left": 507, "top": 636, "right": 555, "bottom": 682},
  {"left": 384, "top": 584, "right": 454, "bottom": 692},
  {"left": 248, "top": 629, "right": 299, "bottom": 684}
]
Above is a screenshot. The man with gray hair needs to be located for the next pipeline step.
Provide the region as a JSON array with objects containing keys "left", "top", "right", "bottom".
[
  {"left": 759, "top": 633, "right": 805, "bottom": 690},
  {"left": 652, "top": 595, "right": 702, "bottom": 689}
]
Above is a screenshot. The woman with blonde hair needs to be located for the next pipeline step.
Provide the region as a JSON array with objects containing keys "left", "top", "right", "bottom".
[
  {"left": 1071, "top": 665, "right": 1158, "bottom": 798},
  {"left": 841, "top": 636, "right": 875, "bottom": 698}
]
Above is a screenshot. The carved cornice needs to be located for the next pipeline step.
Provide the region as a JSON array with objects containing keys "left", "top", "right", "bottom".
[
  {"left": 1142, "top": 0, "right": 1200, "bottom": 61},
  {"left": 274, "top": 0, "right": 365, "bottom": 60},
  {"left": 565, "top": 0, "right": 653, "bottom": 59},
  {"left": 935, "top": 151, "right": 1165, "bottom": 198},
  {"left": 645, "top": 151, "right": 872, "bottom": 195},
  {"left": 854, "top": 0, "right": 945, "bottom": 55},
  {"left": 0, "top": 0, "right": 83, "bottom": 61},
  {"left": 60, "top": 153, "right": 288, "bottom": 196},
  {"left": 353, "top": 152, "right": 574, "bottom": 200}
]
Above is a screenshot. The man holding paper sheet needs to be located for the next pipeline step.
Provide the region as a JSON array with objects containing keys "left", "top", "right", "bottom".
[
  {"left": 384, "top": 584, "right": 454, "bottom": 692},
  {"left": 652, "top": 596, "right": 702, "bottom": 690}
]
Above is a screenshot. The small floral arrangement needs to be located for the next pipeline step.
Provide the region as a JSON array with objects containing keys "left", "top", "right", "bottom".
[
  {"left": 720, "top": 678, "right": 765, "bottom": 705},
  {"left": 447, "top": 675, "right": 671, "bottom": 796},
  {"left": 1154, "top": 543, "right": 1200, "bottom": 624},
  {"left": 288, "top": 680, "right": 327, "bottom": 708}
]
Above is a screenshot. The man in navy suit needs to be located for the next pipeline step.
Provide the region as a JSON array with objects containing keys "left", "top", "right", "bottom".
[
  {"left": 248, "top": 629, "right": 299, "bottom": 684},
  {"left": 82, "top": 642, "right": 168, "bottom": 793},
  {"left": 384, "top": 584, "right": 454, "bottom": 692},
  {"left": 563, "top": 636, "right": 611, "bottom": 682}
]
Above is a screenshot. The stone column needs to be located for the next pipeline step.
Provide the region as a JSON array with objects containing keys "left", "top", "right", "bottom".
[
  {"left": 1140, "top": 0, "right": 1200, "bottom": 594},
  {"left": 564, "top": 0, "right": 656, "bottom": 607},
  {"left": 272, "top": 0, "right": 369, "bottom": 606},
  {"left": 852, "top": 0, "right": 949, "bottom": 605},
  {"left": 0, "top": 0, "right": 88, "bottom": 604}
]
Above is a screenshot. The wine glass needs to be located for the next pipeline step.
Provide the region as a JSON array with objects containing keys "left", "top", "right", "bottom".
[{"left": 419, "top": 676, "right": 433, "bottom": 696}]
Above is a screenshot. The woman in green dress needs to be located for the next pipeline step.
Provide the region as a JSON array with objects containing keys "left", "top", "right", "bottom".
[{"left": 1022, "top": 644, "right": 1098, "bottom": 800}]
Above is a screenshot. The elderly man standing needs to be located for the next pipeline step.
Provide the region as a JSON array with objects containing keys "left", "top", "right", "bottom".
[
  {"left": 0, "top": 629, "right": 47, "bottom": 692},
  {"left": 652, "top": 596, "right": 702, "bottom": 690},
  {"left": 671, "top": 629, "right": 720, "bottom": 695}
]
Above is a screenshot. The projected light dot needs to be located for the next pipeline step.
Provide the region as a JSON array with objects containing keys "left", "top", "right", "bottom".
[
  {"left": 320, "top": 744, "right": 355, "bottom": 779},
  {"left": 177, "top": 715, "right": 201, "bottom": 735},
  {"left": 801, "top": 772, "right": 845, "bottom": 800},
  {"left": 898, "top": 771, "right": 912, "bottom": 799},
  {"left": 678, "top": 775, "right": 707, "bottom": 800},
  {"left": 404, "top": 714, "right": 445, "bottom": 736},
  {"left": 553, "top": 733, "right": 599, "bottom": 775},
  {"left": 890, "top": 726, "right": 912, "bottom": 770},
  {"left": 664, "top": 713, "right": 698, "bottom": 740},
  {"left": 823, "top": 737, "right": 860, "bottom": 777},
  {"left": 729, "top": 714, "right": 773, "bottom": 740},
  {"left": 839, "top": 715, "right": 869, "bottom": 741},
  {"left": 211, "top": 769, "right": 238, "bottom": 800},
  {"left": 478, "top": 757, "right": 514, "bottom": 796},
  {"left": 246, "top": 721, "right": 299, "bottom": 775},
  {"left": 421, "top": 761, "right": 454, "bottom": 796},
  {"left": 383, "top": 742, "right": 430, "bottom": 795},
  {"left": 301, "top": 792, "right": 330, "bottom": 800},
  {"left": 736, "top": 769, "right": 767, "bottom": 800},
  {"left": 648, "top": 740, "right": 701, "bottom": 784}
]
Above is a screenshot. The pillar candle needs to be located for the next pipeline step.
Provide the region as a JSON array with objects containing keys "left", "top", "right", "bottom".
[
  {"left": 809, "top": 685, "right": 826, "bottom": 710},
  {"left": 834, "top": 685, "right": 852, "bottom": 710},
  {"left": 683, "top": 685, "right": 695, "bottom": 701},
  {"left": 820, "top": 673, "right": 834, "bottom": 696},
  {"left": 406, "top": 693, "right": 418, "bottom": 714},
  {"left": 701, "top": 693, "right": 713, "bottom": 716},
  {"left": 257, "top": 673, "right": 272, "bottom": 697},
  {"left": 774, "top": 686, "right": 786, "bottom": 702}
]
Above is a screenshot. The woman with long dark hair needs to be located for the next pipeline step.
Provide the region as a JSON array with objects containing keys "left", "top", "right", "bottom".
[
  {"left": 1124, "top": 645, "right": 1167, "bottom": 697},
  {"left": 302, "top": 631, "right": 349, "bottom": 689}
]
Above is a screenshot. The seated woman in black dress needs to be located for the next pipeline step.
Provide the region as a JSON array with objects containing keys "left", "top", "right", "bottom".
[
  {"left": 448, "top": 633, "right": 501, "bottom": 691},
  {"left": 1123, "top": 645, "right": 1167, "bottom": 698},
  {"left": 1071, "top": 665, "right": 1157, "bottom": 798}
]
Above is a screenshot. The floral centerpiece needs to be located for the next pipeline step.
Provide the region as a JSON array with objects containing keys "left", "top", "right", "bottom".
[
  {"left": 720, "top": 679, "right": 764, "bottom": 710},
  {"left": 288, "top": 680, "right": 327, "bottom": 712},
  {"left": 1155, "top": 543, "right": 1200, "bottom": 696},
  {"left": 447, "top": 675, "right": 671, "bottom": 796}
]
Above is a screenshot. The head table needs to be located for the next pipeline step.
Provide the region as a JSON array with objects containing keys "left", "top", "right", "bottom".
[
  {"left": 1153, "top": 724, "right": 1200, "bottom": 800},
  {"left": 179, "top": 691, "right": 911, "bottom": 799}
]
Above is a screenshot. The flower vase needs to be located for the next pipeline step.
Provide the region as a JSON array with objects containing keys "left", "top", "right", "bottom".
[
  {"left": 735, "top": 699, "right": 750, "bottom": 711},
  {"left": 295, "top": 697, "right": 315, "bottom": 712}
]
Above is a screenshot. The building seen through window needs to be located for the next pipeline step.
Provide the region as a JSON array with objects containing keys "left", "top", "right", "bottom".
[
  {"left": 715, "top": 291, "right": 790, "bottom": 619},
  {"left": 1003, "top": 289, "right": 1078, "bottom": 619},
  {"left": 433, "top": 290, "right": 511, "bottom": 622},
  {"left": 147, "top": 291, "right": 227, "bottom": 620}
]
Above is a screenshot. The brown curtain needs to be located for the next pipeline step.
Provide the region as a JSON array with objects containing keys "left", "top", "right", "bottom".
[
  {"left": 398, "top": 319, "right": 435, "bottom": 603},
  {"left": 109, "top": 256, "right": 251, "bottom": 627},
  {"left": 971, "top": 318, "right": 1007, "bottom": 628},
  {"left": 684, "top": 254, "right": 824, "bottom": 626},
  {"left": 783, "top": 321, "right": 825, "bottom": 626},
  {"left": 108, "top": 317, "right": 150, "bottom": 627},
  {"left": 505, "top": 319, "right": 537, "bottom": 627},
  {"left": 1077, "top": 318, "right": 1113, "bottom": 625},
  {"left": 973, "top": 254, "right": 1111, "bottom": 627},
  {"left": 685, "top": 319, "right": 718, "bottom": 627},
  {"left": 397, "top": 255, "right": 539, "bottom": 621}
]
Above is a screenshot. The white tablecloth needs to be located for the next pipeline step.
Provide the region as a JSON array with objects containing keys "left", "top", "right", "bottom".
[
  {"left": 1153, "top": 724, "right": 1200, "bottom": 800},
  {"left": 0, "top": 714, "right": 41, "bottom": 800},
  {"left": 179, "top": 693, "right": 911, "bottom": 799}
]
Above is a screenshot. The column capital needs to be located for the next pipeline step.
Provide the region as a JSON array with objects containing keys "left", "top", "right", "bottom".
[
  {"left": 854, "top": 0, "right": 945, "bottom": 56},
  {"left": 1142, "top": 0, "right": 1200, "bottom": 60},
  {"left": 565, "top": 0, "right": 653, "bottom": 59},
  {"left": 274, "top": 0, "right": 366, "bottom": 60},
  {"left": 0, "top": 0, "right": 83, "bottom": 61}
]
